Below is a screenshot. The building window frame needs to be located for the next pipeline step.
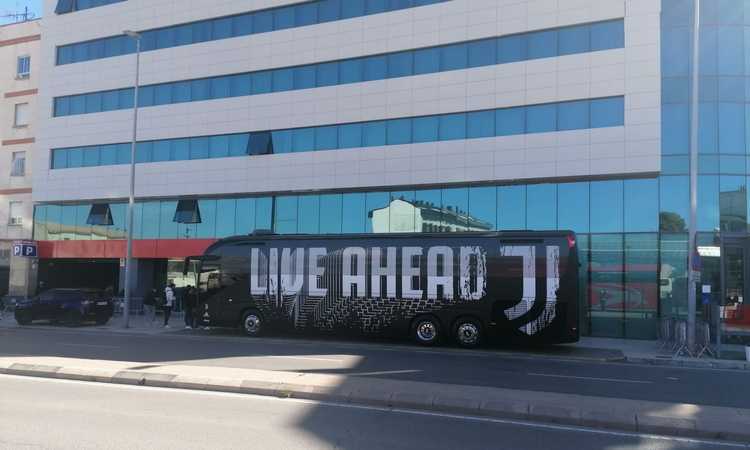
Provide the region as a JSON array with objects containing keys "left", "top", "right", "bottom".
[
  {"left": 8, "top": 201, "right": 23, "bottom": 226},
  {"left": 13, "top": 103, "right": 30, "bottom": 128},
  {"left": 16, "top": 55, "right": 31, "bottom": 79},
  {"left": 11, "top": 151, "right": 26, "bottom": 177}
]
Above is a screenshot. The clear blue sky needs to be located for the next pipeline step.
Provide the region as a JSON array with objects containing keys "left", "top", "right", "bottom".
[{"left": 0, "top": 0, "right": 42, "bottom": 24}]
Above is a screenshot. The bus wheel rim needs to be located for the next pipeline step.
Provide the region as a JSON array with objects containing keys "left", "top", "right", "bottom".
[
  {"left": 245, "top": 315, "right": 261, "bottom": 333},
  {"left": 457, "top": 323, "right": 479, "bottom": 345},
  {"left": 417, "top": 322, "right": 436, "bottom": 341}
]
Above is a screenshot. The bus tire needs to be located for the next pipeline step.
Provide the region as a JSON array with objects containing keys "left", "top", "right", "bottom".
[
  {"left": 453, "top": 317, "right": 482, "bottom": 348},
  {"left": 241, "top": 309, "right": 263, "bottom": 337},
  {"left": 411, "top": 316, "right": 441, "bottom": 346}
]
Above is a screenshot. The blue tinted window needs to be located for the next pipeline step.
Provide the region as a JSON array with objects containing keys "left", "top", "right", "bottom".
[
  {"left": 342, "top": 193, "right": 366, "bottom": 233},
  {"left": 699, "top": 102, "right": 718, "bottom": 153},
  {"left": 498, "top": 185, "right": 526, "bottom": 229},
  {"left": 387, "top": 118, "right": 412, "bottom": 144},
  {"left": 190, "top": 137, "right": 209, "bottom": 159},
  {"left": 363, "top": 55, "right": 387, "bottom": 81},
  {"left": 315, "top": 126, "right": 338, "bottom": 150},
  {"left": 387, "top": 52, "right": 413, "bottom": 78},
  {"left": 293, "top": 66, "right": 317, "bottom": 89},
  {"left": 660, "top": 176, "right": 689, "bottom": 231},
  {"left": 169, "top": 81, "right": 190, "bottom": 103},
  {"left": 496, "top": 107, "right": 526, "bottom": 135},
  {"left": 274, "top": 196, "right": 298, "bottom": 233},
  {"left": 366, "top": 0, "right": 388, "bottom": 13},
  {"left": 68, "top": 148, "right": 83, "bottom": 168},
  {"left": 210, "top": 77, "right": 230, "bottom": 99},
  {"left": 154, "top": 84, "right": 172, "bottom": 105},
  {"left": 159, "top": 201, "right": 179, "bottom": 239},
  {"left": 196, "top": 200, "right": 217, "bottom": 238},
  {"left": 440, "top": 43, "right": 468, "bottom": 71},
  {"left": 191, "top": 79, "right": 210, "bottom": 101},
  {"left": 558, "top": 100, "right": 589, "bottom": 130},
  {"left": 528, "top": 30, "right": 557, "bottom": 59},
  {"left": 339, "top": 124, "right": 363, "bottom": 148},
  {"left": 234, "top": 198, "right": 254, "bottom": 234},
  {"left": 468, "top": 39, "right": 497, "bottom": 68},
  {"left": 272, "top": 130, "right": 293, "bottom": 153},
  {"left": 137, "top": 86, "right": 154, "bottom": 107},
  {"left": 718, "top": 26, "right": 744, "bottom": 75},
  {"left": 172, "top": 139, "right": 189, "bottom": 161},
  {"left": 363, "top": 121, "right": 386, "bottom": 147},
  {"left": 467, "top": 187, "right": 497, "bottom": 231},
  {"left": 152, "top": 141, "right": 171, "bottom": 161},
  {"left": 698, "top": 175, "right": 720, "bottom": 231},
  {"left": 274, "top": 6, "right": 296, "bottom": 30},
  {"left": 624, "top": 179, "right": 658, "bottom": 232},
  {"left": 662, "top": 155, "right": 690, "bottom": 174},
  {"left": 53, "top": 150, "right": 68, "bottom": 169},
  {"left": 298, "top": 196, "right": 320, "bottom": 234},
  {"left": 54, "top": 97, "right": 70, "bottom": 116},
  {"left": 439, "top": 113, "right": 466, "bottom": 140},
  {"left": 101, "top": 90, "right": 119, "bottom": 111},
  {"left": 591, "top": 180, "right": 623, "bottom": 232},
  {"left": 662, "top": 27, "right": 692, "bottom": 78},
  {"left": 342, "top": 0, "right": 365, "bottom": 18},
  {"left": 85, "top": 93, "right": 102, "bottom": 113},
  {"left": 255, "top": 197, "right": 273, "bottom": 230},
  {"left": 559, "top": 24, "right": 590, "bottom": 55},
  {"left": 557, "top": 182, "right": 589, "bottom": 233},
  {"left": 414, "top": 47, "right": 440, "bottom": 75},
  {"left": 215, "top": 199, "right": 236, "bottom": 238},
  {"left": 498, "top": 35, "right": 526, "bottom": 63},
  {"left": 718, "top": 76, "right": 744, "bottom": 102},
  {"left": 232, "top": 14, "right": 253, "bottom": 37},
  {"left": 526, "top": 184, "right": 557, "bottom": 230},
  {"left": 174, "top": 24, "right": 193, "bottom": 45},
  {"left": 192, "top": 21, "right": 212, "bottom": 43},
  {"left": 119, "top": 89, "right": 134, "bottom": 109},
  {"left": 141, "top": 202, "right": 160, "bottom": 238},
  {"left": 209, "top": 135, "right": 230, "bottom": 158},
  {"left": 229, "top": 74, "right": 252, "bottom": 97},
  {"left": 591, "top": 20, "right": 624, "bottom": 51},
  {"left": 292, "top": 128, "right": 315, "bottom": 152},
  {"left": 319, "top": 0, "right": 341, "bottom": 22},
  {"left": 339, "top": 59, "right": 363, "bottom": 83},
  {"left": 662, "top": 104, "right": 690, "bottom": 154},
  {"left": 718, "top": 102, "right": 745, "bottom": 153},
  {"left": 69, "top": 95, "right": 85, "bottom": 115},
  {"left": 526, "top": 104, "right": 557, "bottom": 133},
  {"left": 413, "top": 116, "right": 439, "bottom": 142},
  {"left": 591, "top": 97, "right": 624, "bottom": 128},
  {"left": 296, "top": 3, "right": 318, "bottom": 26},
  {"left": 252, "top": 72, "right": 272, "bottom": 94},
  {"left": 156, "top": 28, "right": 175, "bottom": 49},
  {"left": 467, "top": 110, "right": 495, "bottom": 138},
  {"left": 253, "top": 11, "right": 273, "bottom": 33},
  {"left": 273, "top": 69, "right": 294, "bottom": 92},
  {"left": 116, "top": 144, "right": 131, "bottom": 164},
  {"left": 320, "top": 194, "right": 343, "bottom": 234},
  {"left": 316, "top": 62, "right": 339, "bottom": 86},
  {"left": 135, "top": 142, "right": 151, "bottom": 163},
  {"left": 230, "top": 133, "right": 251, "bottom": 156},
  {"left": 99, "top": 145, "right": 117, "bottom": 166}
]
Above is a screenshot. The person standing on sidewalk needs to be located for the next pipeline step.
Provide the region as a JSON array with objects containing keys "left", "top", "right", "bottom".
[
  {"left": 163, "top": 283, "right": 175, "bottom": 328},
  {"left": 143, "top": 288, "right": 158, "bottom": 324},
  {"left": 183, "top": 285, "right": 195, "bottom": 329}
]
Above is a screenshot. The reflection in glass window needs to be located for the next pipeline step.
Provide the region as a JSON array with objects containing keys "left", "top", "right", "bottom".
[
  {"left": 590, "top": 234, "right": 624, "bottom": 338},
  {"left": 275, "top": 196, "right": 298, "bottom": 234},
  {"left": 719, "top": 175, "right": 747, "bottom": 232},
  {"left": 526, "top": 184, "right": 557, "bottom": 230},
  {"left": 497, "top": 185, "right": 526, "bottom": 230},
  {"left": 558, "top": 182, "right": 589, "bottom": 233},
  {"left": 298, "top": 196, "right": 320, "bottom": 234},
  {"left": 698, "top": 175, "right": 720, "bottom": 231},
  {"left": 442, "top": 188, "right": 469, "bottom": 231},
  {"left": 415, "top": 190, "right": 442, "bottom": 232},
  {"left": 320, "top": 194, "right": 343, "bottom": 234},
  {"left": 389, "top": 191, "right": 416, "bottom": 232},
  {"left": 624, "top": 179, "right": 658, "bottom": 232},
  {"left": 215, "top": 199, "right": 237, "bottom": 238},
  {"left": 196, "top": 200, "right": 217, "bottom": 238},
  {"left": 342, "top": 193, "right": 366, "bottom": 233},
  {"left": 235, "top": 198, "right": 255, "bottom": 235},
  {"left": 468, "top": 187, "right": 497, "bottom": 231},
  {"left": 528, "top": 30, "right": 557, "bottom": 59},
  {"left": 366, "top": 192, "right": 390, "bottom": 233},
  {"left": 591, "top": 180, "right": 623, "bottom": 233},
  {"left": 160, "top": 201, "right": 179, "bottom": 239}
]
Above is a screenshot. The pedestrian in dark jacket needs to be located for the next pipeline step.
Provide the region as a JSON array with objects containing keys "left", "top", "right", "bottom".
[{"left": 183, "top": 285, "right": 196, "bottom": 329}]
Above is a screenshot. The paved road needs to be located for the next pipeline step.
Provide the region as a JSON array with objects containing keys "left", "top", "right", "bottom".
[
  {"left": 1, "top": 326, "right": 748, "bottom": 409},
  {"left": 0, "top": 374, "right": 743, "bottom": 450}
]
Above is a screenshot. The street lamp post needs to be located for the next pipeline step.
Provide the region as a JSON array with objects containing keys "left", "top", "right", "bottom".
[{"left": 122, "top": 30, "right": 141, "bottom": 328}]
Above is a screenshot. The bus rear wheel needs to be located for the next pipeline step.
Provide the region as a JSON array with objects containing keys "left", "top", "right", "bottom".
[
  {"left": 241, "top": 310, "right": 263, "bottom": 337},
  {"left": 412, "top": 316, "right": 441, "bottom": 346},
  {"left": 453, "top": 318, "right": 482, "bottom": 349}
]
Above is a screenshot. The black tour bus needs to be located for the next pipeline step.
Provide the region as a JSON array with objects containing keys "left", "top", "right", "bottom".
[{"left": 186, "top": 231, "right": 579, "bottom": 347}]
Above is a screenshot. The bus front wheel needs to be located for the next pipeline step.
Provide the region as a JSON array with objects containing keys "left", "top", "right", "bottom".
[
  {"left": 411, "top": 316, "right": 441, "bottom": 346},
  {"left": 453, "top": 318, "right": 482, "bottom": 349},
  {"left": 241, "top": 310, "right": 263, "bottom": 337}
]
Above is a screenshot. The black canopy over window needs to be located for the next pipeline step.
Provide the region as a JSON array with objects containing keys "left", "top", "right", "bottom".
[
  {"left": 86, "top": 203, "right": 113, "bottom": 226},
  {"left": 173, "top": 200, "right": 202, "bottom": 224}
]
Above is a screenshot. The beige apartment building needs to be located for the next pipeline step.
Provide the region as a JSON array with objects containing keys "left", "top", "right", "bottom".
[{"left": 0, "top": 18, "right": 40, "bottom": 297}]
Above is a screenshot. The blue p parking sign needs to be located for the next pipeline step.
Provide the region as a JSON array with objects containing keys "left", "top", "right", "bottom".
[{"left": 12, "top": 242, "right": 37, "bottom": 258}]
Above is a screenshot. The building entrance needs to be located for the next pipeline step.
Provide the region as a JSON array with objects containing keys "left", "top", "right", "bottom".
[{"left": 720, "top": 237, "right": 750, "bottom": 340}]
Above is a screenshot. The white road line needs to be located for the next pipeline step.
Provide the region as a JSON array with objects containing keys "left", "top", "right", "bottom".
[
  {"left": 349, "top": 369, "right": 422, "bottom": 376},
  {"left": 58, "top": 343, "right": 122, "bottom": 349},
  {"left": 0, "top": 374, "right": 744, "bottom": 449},
  {"left": 528, "top": 372, "right": 653, "bottom": 384},
  {"left": 266, "top": 355, "right": 347, "bottom": 363}
]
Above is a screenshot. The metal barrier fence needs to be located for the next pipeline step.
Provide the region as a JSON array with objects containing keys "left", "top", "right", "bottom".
[
  {"left": 658, "top": 317, "right": 717, "bottom": 358},
  {"left": 112, "top": 297, "right": 144, "bottom": 316}
]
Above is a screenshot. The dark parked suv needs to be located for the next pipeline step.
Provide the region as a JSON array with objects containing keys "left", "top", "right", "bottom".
[{"left": 14, "top": 289, "right": 114, "bottom": 326}]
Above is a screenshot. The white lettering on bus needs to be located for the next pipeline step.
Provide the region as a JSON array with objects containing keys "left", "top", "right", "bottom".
[
  {"left": 371, "top": 247, "right": 397, "bottom": 298},
  {"left": 427, "top": 246, "right": 453, "bottom": 300},
  {"left": 308, "top": 247, "right": 328, "bottom": 297},
  {"left": 401, "top": 247, "right": 423, "bottom": 299},
  {"left": 342, "top": 247, "right": 367, "bottom": 298}
]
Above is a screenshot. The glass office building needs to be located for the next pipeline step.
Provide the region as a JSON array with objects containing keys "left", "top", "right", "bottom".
[{"left": 33, "top": 0, "right": 750, "bottom": 339}]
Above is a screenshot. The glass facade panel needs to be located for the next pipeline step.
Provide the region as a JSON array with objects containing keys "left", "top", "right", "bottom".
[
  {"left": 720, "top": 175, "right": 747, "bottom": 231},
  {"left": 441, "top": 188, "right": 469, "bottom": 231},
  {"left": 526, "top": 184, "right": 556, "bottom": 230},
  {"left": 557, "top": 182, "right": 589, "bottom": 233},
  {"left": 320, "top": 194, "right": 343, "bottom": 234},
  {"left": 624, "top": 179, "right": 659, "bottom": 232},
  {"left": 624, "top": 234, "right": 659, "bottom": 339},
  {"left": 468, "top": 187, "right": 496, "bottom": 231},
  {"left": 590, "top": 234, "right": 625, "bottom": 338},
  {"left": 497, "top": 185, "right": 526, "bottom": 230},
  {"left": 591, "top": 180, "right": 623, "bottom": 233},
  {"left": 342, "top": 193, "right": 366, "bottom": 233}
]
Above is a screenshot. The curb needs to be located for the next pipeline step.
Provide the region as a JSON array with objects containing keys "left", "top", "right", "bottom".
[
  {"left": 1, "top": 362, "right": 749, "bottom": 444},
  {"left": 626, "top": 356, "right": 750, "bottom": 371}
]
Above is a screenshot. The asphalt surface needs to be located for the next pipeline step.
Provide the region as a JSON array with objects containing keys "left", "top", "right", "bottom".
[
  {"left": 0, "top": 374, "right": 743, "bottom": 450},
  {"left": 1, "top": 325, "right": 748, "bottom": 410}
]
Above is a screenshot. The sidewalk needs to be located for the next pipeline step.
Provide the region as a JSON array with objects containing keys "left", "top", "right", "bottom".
[{"left": 1, "top": 355, "right": 748, "bottom": 443}]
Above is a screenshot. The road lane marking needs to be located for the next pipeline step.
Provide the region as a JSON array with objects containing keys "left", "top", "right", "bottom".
[
  {"left": 527, "top": 372, "right": 653, "bottom": 384},
  {"left": 266, "top": 355, "right": 347, "bottom": 363},
  {"left": 1, "top": 374, "right": 744, "bottom": 449},
  {"left": 58, "top": 343, "right": 122, "bottom": 349},
  {"left": 349, "top": 369, "right": 422, "bottom": 376}
]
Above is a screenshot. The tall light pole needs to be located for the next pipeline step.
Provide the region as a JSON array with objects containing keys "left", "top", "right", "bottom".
[
  {"left": 122, "top": 30, "right": 141, "bottom": 328},
  {"left": 687, "top": 0, "right": 701, "bottom": 352}
]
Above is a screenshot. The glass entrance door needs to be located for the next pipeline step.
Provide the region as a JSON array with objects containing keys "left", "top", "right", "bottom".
[{"left": 721, "top": 238, "right": 750, "bottom": 338}]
